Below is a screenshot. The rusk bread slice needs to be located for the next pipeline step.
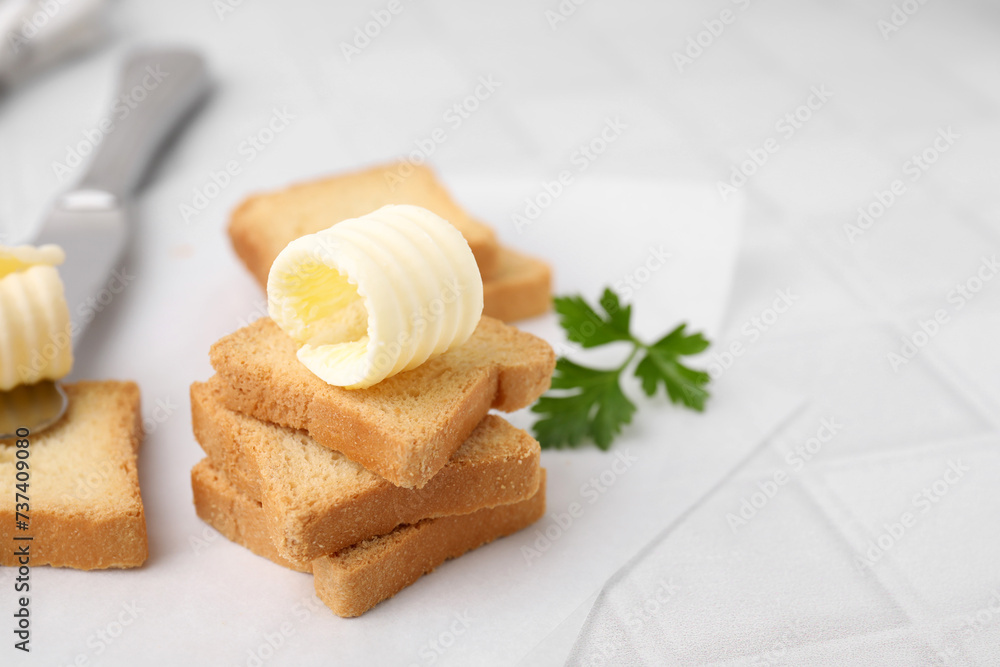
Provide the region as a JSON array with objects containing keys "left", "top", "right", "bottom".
[
  {"left": 210, "top": 316, "right": 554, "bottom": 488},
  {"left": 312, "top": 469, "right": 545, "bottom": 618},
  {"left": 482, "top": 247, "right": 552, "bottom": 322},
  {"left": 191, "top": 377, "right": 541, "bottom": 563},
  {"left": 191, "top": 460, "right": 545, "bottom": 617},
  {"left": 191, "top": 461, "right": 307, "bottom": 572},
  {"left": 0, "top": 381, "right": 147, "bottom": 570},
  {"left": 229, "top": 162, "right": 499, "bottom": 285}
]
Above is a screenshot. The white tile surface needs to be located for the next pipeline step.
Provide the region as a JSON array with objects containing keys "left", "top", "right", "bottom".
[{"left": 1, "top": 0, "right": 999, "bottom": 665}]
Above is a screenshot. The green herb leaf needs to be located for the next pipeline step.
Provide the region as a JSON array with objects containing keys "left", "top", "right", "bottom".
[
  {"left": 531, "top": 358, "right": 636, "bottom": 450},
  {"left": 533, "top": 290, "right": 712, "bottom": 449},
  {"left": 553, "top": 288, "right": 633, "bottom": 348},
  {"left": 634, "top": 324, "right": 711, "bottom": 411}
]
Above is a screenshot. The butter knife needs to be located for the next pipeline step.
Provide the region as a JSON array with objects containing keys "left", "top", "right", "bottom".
[
  {"left": 35, "top": 48, "right": 210, "bottom": 343},
  {"left": 0, "top": 48, "right": 208, "bottom": 438}
]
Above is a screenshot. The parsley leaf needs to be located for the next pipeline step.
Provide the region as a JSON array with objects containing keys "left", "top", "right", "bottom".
[
  {"left": 634, "top": 324, "right": 711, "bottom": 411},
  {"left": 554, "top": 288, "right": 634, "bottom": 348},
  {"left": 531, "top": 359, "right": 636, "bottom": 450},
  {"left": 532, "top": 290, "right": 712, "bottom": 449}
]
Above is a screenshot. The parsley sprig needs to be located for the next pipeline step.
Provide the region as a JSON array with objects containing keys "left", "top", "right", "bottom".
[{"left": 532, "top": 288, "right": 711, "bottom": 450}]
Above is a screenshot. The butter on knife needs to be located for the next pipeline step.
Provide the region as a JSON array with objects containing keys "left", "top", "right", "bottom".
[{"left": 0, "top": 244, "right": 73, "bottom": 391}]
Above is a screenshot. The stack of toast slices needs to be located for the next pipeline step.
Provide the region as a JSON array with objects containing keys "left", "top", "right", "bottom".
[
  {"left": 191, "top": 316, "right": 556, "bottom": 617},
  {"left": 227, "top": 162, "right": 552, "bottom": 323}
]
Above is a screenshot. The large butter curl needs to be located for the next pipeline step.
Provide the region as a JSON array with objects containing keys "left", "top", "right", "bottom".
[
  {"left": 0, "top": 245, "right": 73, "bottom": 391},
  {"left": 266, "top": 205, "right": 484, "bottom": 388}
]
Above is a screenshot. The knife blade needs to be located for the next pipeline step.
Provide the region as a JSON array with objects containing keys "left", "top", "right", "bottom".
[
  {"left": 33, "top": 191, "right": 127, "bottom": 341},
  {"left": 32, "top": 48, "right": 210, "bottom": 343}
]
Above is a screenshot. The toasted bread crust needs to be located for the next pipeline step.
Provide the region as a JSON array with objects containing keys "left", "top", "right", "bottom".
[
  {"left": 227, "top": 163, "right": 554, "bottom": 322},
  {"left": 228, "top": 162, "right": 499, "bottom": 285},
  {"left": 191, "top": 378, "right": 541, "bottom": 563},
  {"left": 0, "top": 381, "right": 147, "bottom": 570},
  {"left": 482, "top": 247, "right": 552, "bottom": 322},
  {"left": 314, "top": 470, "right": 545, "bottom": 618},
  {"left": 191, "top": 461, "right": 545, "bottom": 617},
  {"left": 191, "top": 461, "right": 309, "bottom": 573},
  {"left": 209, "top": 316, "right": 554, "bottom": 488}
]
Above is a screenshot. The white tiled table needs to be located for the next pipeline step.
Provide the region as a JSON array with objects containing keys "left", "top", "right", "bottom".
[{"left": 1, "top": 1, "right": 998, "bottom": 665}]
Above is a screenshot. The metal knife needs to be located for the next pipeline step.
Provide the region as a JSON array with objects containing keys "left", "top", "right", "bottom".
[{"left": 34, "top": 48, "right": 210, "bottom": 343}]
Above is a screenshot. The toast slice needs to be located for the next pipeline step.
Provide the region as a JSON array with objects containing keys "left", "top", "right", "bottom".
[
  {"left": 191, "top": 460, "right": 545, "bottom": 617},
  {"left": 191, "top": 377, "right": 541, "bottom": 563},
  {"left": 210, "top": 316, "right": 554, "bottom": 488},
  {"left": 191, "top": 461, "right": 306, "bottom": 572},
  {"left": 0, "top": 381, "right": 147, "bottom": 570},
  {"left": 482, "top": 247, "right": 552, "bottom": 322},
  {"left": 229, "top": 162, "right": 500, "bottom": 285},
  {"left": 312, "top": 469, "right": 545, "bottom": 618}
]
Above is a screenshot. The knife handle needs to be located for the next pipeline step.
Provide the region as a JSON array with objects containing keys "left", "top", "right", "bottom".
[{"left": 77, "top": 49, "right": 210, "bottom": 198}]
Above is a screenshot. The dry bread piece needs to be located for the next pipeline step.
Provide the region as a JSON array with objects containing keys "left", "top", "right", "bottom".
[
  {"left": 229, "top": 162, "right": 499, "bottom": 285},
  {"left": 191, "top": 461, "right": 307, "bottom": 572},
  {"left": 191, "top": 377, "right": 541, "bottom": 563},
  {"left": 227, "top": 162, "right": 553, "bottom": 322},
  {"left": 191, "top": 460, "right": 545, "bottom": 617},
  {"left": 0, "top": 381, "right": 147, "bottom": 570},
  {"left": 313, "top": 469, "right": 546, "bottom": 618},
  {"left": 210, "top": 316, "right": 554, "bottom": 488},
  {"left": 482, "top": 247, "right": 552, "bottom": 322}
]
